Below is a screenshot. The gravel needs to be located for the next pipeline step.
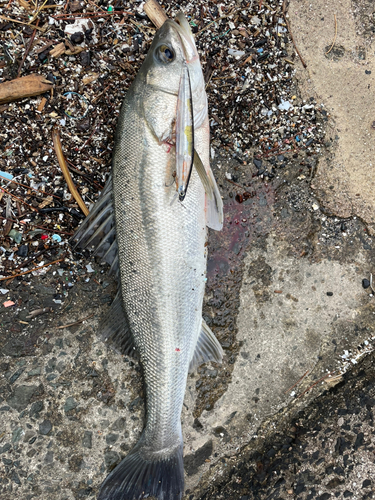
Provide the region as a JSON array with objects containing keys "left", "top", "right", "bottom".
[{"left": 0, "top": 0, "right": 325, "bottom": 284}]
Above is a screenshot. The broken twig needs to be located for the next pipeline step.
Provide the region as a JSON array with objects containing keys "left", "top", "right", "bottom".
[
  {"left": 296, "top": 372, "right": 335, "bottom": 399},
  {"left": 17, "top": 19, "right": 39, "bottom": 77},
  {"left": 325, "top": 14, "right": 337, "bottom": 55},
  {"left": 0, "top": 258, "right": 64, "bottom": 281},
  {"left": 282, "top": 0, "right": 307, "bottom": 68},
  {"left": 52, "top": 128, "right": 89, "bottom": 216},
  {"left": 284, "top": 369, "right": 309, "bottom": 394},
  {"left": 0, "top": 15, "right": 43, "bottom": 31},
  {"left": 56, "top": 313, "right": 95, "bottom": 329},
  {"left": 0, "top": 186, "right": 38, "bottom": 212},
  {"left": 144, "top": 0, "right": 168, "bottom": 29}
]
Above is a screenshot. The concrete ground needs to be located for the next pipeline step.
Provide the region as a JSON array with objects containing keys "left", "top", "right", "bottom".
[{"left": 1, "top": 0, "right": 375, "bottom": 499}]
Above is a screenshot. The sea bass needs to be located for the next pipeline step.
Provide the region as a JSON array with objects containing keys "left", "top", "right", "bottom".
[{"left": 73, "top": 13, "right": 223, "bottom": 500}]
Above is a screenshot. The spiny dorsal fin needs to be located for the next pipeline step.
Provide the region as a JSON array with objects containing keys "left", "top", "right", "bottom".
[
  {"left": 71, "top": 174, "right": 119, "bottom": 277},
  {"left": 189, "top": 319, "right": 223, "bottom": 372}
]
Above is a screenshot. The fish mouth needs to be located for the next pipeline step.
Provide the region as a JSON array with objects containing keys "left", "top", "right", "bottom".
[{"left": 169, "top": 13, "right": 198, "bottom": 63}]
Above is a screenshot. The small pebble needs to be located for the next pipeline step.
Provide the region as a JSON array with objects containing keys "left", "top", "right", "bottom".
[
  {"left": 362, "top": 279, "right": 370, "bottom": 289},
  {"left": 39, "top": 420, "right": 52, "bottom": 435}
]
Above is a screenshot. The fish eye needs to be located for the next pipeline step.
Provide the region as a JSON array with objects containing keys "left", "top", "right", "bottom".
[{"left": 157, "top": 44, "right": 175, "bottom": 63}]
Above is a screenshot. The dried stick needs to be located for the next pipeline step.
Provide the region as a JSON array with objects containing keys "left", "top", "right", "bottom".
[
  {"left": 296, "top": 372, "right": 335, "bottom": 399},
  {"left": 17, "top": 19, "right": 39, "bottom": 77},
  {"left": 0, "top": 15, "right": 44, "bottom": 31},
  {"left": 282, "top": 0, "right": 307, "bottom": 68},
  {"left": 197, "top": 8, "right": 236, "bottom": 35},
  {"left": 56, "top": 313, "right": 95, "bottom": 329},
  {"left": 0, "top": 258, "right": 64, "bottom": 281},
  {"left": 144, "top": 0, "right": 167, "bottom": 29},
  {"left": 0, "top": 174, "right": 61, "bottom": 200},
  {"left": 52, "top": 10, "right": 134, "bottom": 19},
  {"left": 284, "top": 369, "right": 309, "bottom": 394},
  {"left": 0, "top": 186, "right": 38, "bottom": 212},
  {"left": 52, "top": 128, "right": 89, "bottom": 216},
  {"left": 225, "top": 178, "right": 246, "bottom": 190},
  {"left": 325, "top": 14, "right": 337, "bottom": 55},
  {"left": 0, "top": 74, "right": 53, "bottom": 104}
]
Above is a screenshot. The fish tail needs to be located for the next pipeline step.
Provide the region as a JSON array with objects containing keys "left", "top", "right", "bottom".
[{"left": 98, "top": 438, "right": 184, "bottom": 500}]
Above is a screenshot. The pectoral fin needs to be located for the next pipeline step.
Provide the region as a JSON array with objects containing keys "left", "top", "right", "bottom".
[
  {"left": 194, "top": 150, "right": 223, "bottom": 231},
  {"left": 175, "top": 62, "right": 194, "bottom": 201}
]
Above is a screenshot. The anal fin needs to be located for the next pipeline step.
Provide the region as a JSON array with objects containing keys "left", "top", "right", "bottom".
[
  {"left": 100, "top": 290, "right": 136, "bottom": 357},
  {"left": 189, "top": 319, "right": 223, "bottom": 372},
  {"left": 194, "top": 150, "right": 223, "bottom": 231}
]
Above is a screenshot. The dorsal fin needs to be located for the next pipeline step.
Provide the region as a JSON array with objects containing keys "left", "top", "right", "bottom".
[{"left": 72, "top": 174, "right": 119, "bottom": 277}]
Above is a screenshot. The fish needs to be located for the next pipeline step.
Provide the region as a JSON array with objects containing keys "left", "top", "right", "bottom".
[{"left": 72, "top": 12, "right": 224, "bottom": 500}]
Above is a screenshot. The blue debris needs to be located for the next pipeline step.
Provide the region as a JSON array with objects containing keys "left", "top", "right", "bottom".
[
  {"left": 52, "top": 234, "right": 62, "bottom": 243},
  {"left": 0, "top": 171, "right": 13, "bottom": 181}
]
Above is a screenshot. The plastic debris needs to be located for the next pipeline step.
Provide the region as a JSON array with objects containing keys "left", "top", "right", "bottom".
[
  {"left": 278, "top": 99, "right": 293, "bottom": 111},
  {"left": 52, "top": 234, "right": 62, "bottom": 242},
  {"left": 228, "top": 49, "right": 245, "bottom": 58},
  {"left": 64, "top": 18, "right": 95, "bottom": 37},
  {"left": 16, "top": 244, "right": 28, "bottom": 257},
  {"left": 8, "top": 229, "right": 22, "bottom": 244},
  {"left": 86, "top": 263, "right": 95, "bottom": 273},
  {"left": 3, "top": 300, "right": 15, "bottom": 307},
  {"left": 0, "top": 289, "right": 9, "bottom": 295},
  {"left": 41, "top": 234, "right": 49, "bottom": 240},
  {"left": 0, "top": 171, "right": 13, "bottom": 181},
  {"left": 29, "top": 229, "right": 45, "bottom": 237}
]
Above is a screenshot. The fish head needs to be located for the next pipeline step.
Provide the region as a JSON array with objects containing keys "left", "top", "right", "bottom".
[{"left": 140, "top": 14, "right": 207, "bottom": 142}]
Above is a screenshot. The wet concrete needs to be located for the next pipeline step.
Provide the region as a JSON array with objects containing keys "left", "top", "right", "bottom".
[
  {"left": 183, "top": 152, "right": 375, "bottom": 496},
  {"left": 195, "top": 351, "right": 375, "bottom": 500}
]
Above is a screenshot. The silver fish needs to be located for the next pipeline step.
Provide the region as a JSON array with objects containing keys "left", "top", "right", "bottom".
[{"left": 73, "top": 13, "right": 223, "bottom": 500}]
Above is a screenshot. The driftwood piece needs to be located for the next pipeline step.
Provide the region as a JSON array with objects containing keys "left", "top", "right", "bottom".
[
  {"left": 0, "top": 74, "right": 53, "bottom": 104},
  {"left": 50, "top": 42, "right": 66, "bottom": 57},
  {"left": 144, "top": 0, "right": 168, "bottom": 29}
]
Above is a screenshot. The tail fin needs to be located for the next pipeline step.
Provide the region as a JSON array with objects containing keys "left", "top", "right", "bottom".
[{"left": 98, "top": 441, "right": 184, "bottom": 500}]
